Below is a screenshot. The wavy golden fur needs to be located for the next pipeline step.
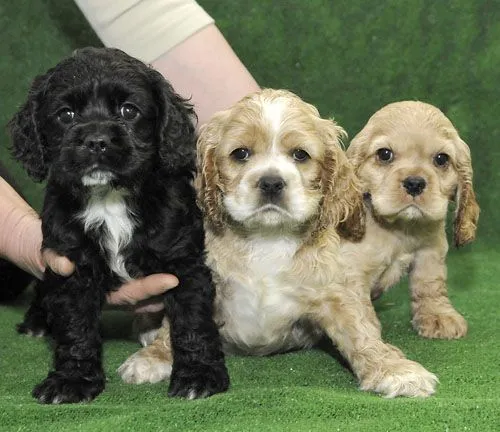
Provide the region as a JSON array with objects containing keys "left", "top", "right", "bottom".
[
  {"left": 118, "top": 93, "right": 452, "bottom": 398},
  {"left": 196, "top": 89, "right": 364, "bottom": 242},
  {"left": 347, "top": 100, "right": 479, "bottom": 339}
]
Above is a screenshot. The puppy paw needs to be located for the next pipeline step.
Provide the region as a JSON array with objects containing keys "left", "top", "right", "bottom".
[
  {"left": 360, "top": 359, "right": 438, "bottom": 398},
  {"left": 118, "top": 351, "right": 172, "bottom": 384},
  {"left": 16, "top": 318, "right": 47, "bottom": 337},
  {"left": 168, "top": 363, "right": 229, "bottom": 399},
  {"left": 33, "top": 371, "right": 105, "bottom": 404},
  {"left": 413, "top": 310, "right": 468, "bottom": 339}
]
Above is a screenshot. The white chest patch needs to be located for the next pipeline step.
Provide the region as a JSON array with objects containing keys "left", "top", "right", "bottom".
[
  {"left": 79, "top": 187, "right": 136, "bottom": 280},
  {"left": 219, "top": 237, "right": 313, "bottom": 353}
]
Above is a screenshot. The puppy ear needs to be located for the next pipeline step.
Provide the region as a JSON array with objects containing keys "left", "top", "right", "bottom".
[
  {"left": 453, "top": 138, "right": 480, "bottom": 247},
  {"left": 310, "top": 119, "right": 365, "bottom": 243},
  {"left": 8, "top": 73, "right": 52, "bottom": 182},
  {"left": 149, "top": 70, "right": 197, "bottom": 172},
  {"left": 345, "top": 129, "right": 366, "bottom": 172},
  {"left": 195, "top": 112, "right": 228, "bottom": 233}
]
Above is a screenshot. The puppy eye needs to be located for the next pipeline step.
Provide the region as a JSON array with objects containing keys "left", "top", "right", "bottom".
[
  {"left": 57, "top": 109, "right": 75, "bottom": 124},
  {"left": 292, "top": 149, "right": 310, "bottom": 162},
  {"left": 230, "top": 147, "right": 251, "bottom": 162},
  {"left": 434, "top": 153, "right": 449, "bottom": 167},
  {"left": 120, "top": 103, "right": 140, "bottom": 121},
  {"left": 376, "top": 148, "right": 394, "bottom": 163}
]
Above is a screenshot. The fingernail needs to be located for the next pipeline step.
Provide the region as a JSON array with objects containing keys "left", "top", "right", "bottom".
[
  {"left": 56, "top": 257, "right": 73, "bottom": 276},
  {"left": 165, "top": 277, "right": 179, "bottom": 288}
]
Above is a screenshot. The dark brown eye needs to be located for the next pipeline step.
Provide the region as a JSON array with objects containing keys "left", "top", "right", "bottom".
[
  {"left": 376, "top": 148, "right": 394, "bottom": 163},
  {"left": 57, "top": 108, "right": 75, "bottom": 124},
  {"left": 292, "top": 149, "right": 310, "bottom": 162},
  {"left": 230, "top": 147, "right": 251, "bottom": 161},
  {"left": 120, "top": 103, "right": 140, "bottom": 120},
  {"left": 434, "top": 153, "right": 449, "bottom": 167}
]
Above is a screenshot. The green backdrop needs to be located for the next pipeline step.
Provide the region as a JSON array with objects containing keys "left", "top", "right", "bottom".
[{"left": 0, "top": 1, "right": 498, "bottom": 431}]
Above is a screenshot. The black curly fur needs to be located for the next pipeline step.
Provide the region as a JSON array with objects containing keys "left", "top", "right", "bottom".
[
  {"left": 8, "top": 47, "right": 228, "bottom": 404},
  {"left": 0, "top": 259, "right": 33, "bottom": 303}
]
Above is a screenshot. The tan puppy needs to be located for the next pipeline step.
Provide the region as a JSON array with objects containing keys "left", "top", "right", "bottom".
[
  {"left": 118, "top": 91, "right": 442, "bottom": 398},
  {"left": 346, "top": 100, "right": 479, "bottom": 338}
]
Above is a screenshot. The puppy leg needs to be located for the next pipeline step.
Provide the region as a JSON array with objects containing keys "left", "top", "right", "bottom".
[
  {"left": 118, "top": 317, "right": 173, "bottom": 384},
  {"left": 0, "top": 258, "right": 33, "bottom": 303},
  {"left": 410, "top": 248, "right": 468, "bottom": 339},
  {"left": 165, "top": 262, "right": 229, "bottom": 399},
  {"left": 132, "top": 310, "right": 165, "bottom": 347},
  {"left": 32, "top": 271, "right": 106, "bottom": 404},
  {"left": 316, "top": 290, "right": 438, "bottom": 398},
  {"left": 17, "top": 282, "right": 48, "bottom": 337}
]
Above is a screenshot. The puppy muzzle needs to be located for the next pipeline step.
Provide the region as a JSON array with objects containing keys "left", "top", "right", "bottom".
[{"left": 64, "top": 121, "right": 131, "bottom": 171}]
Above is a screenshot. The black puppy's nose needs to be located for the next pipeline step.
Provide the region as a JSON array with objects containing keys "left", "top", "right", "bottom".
[
  {"left": 258, "top": 175, "right": 286, "bottom": 196},
  {"left": 85, "top": 134, "right": 110, "bottom": 153},
  {"left": 402, "top": 176, "right": 426, "bottom": 196}
]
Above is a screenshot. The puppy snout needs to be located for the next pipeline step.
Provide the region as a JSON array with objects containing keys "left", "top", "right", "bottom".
[
  {"left": 258, "top": 175, "right": 286, "bottom": 197},
  {"left": 85, "top": 133, "right": 110, "bottom": 153},
  {"left": 402, "top": 176, "right": 426, "bottom": 197}
]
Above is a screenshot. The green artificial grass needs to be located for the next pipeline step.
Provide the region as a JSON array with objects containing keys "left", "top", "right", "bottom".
[{"left": 1, "top": 0, "right": 499, "bottom": 431}]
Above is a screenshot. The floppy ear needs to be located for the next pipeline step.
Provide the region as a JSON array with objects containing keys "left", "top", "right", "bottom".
[
  {"left": 309, "top": 119, "right": 365, "bottom": 243},
  {"left": 195, "top": 112, "right": 229, "bottom": 233},
  {"left": 8, "top": 73, "right": 52, "bottom": 182},
  {"left": 345, "top": 122, "right": 374, "bottom": 177},
  {"left": 149, "top": 70, "right": 197, "bottom": 173},
  {"left": 453, "top": 138, "right": 480, "bottom": 247}
]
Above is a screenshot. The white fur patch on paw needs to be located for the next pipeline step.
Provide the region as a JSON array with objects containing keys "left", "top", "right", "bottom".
[
  {"left": 138, "top": 328, "right": 159, "bottom": 347},
  {"left": 118, "top": 352, "right": 172, "bottom": 384},
  {"left": 25, "top": 329, "right": 46, "bottom": 337},
  {"left": 186, "top": 389, "right": 210, "bottom": 400},
  {"left": 361, "top": 360, "right": 438, "bottom": 398}
]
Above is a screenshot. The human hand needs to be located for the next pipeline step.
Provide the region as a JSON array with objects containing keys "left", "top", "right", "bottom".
[
  {"left": 46, "top": 249, "right": 177, "bottom": 311},
  {"left": 45, "top": 248, "right": 178, "bottom": 311},
  {"left": 44, "top": 249, "right": 178, "bottom": 310},
  {"left": 106, "top": 273, "right": 179, "bottom": 311}
]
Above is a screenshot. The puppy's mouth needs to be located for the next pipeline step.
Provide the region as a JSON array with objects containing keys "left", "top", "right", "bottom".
[
  {"left": 81, "top": 166, "right": 116, "bottom": 187},
  {"left": 365, "top": 192, "right": 428, "bottom": 221},
  {"left": 252, "top": 203, "right": 292, "bottom": 218},
  {"left": 397, "top": 204, "right": 425, "bottom": 219}
]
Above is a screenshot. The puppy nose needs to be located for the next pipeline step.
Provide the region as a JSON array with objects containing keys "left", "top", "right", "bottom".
[
  {"left": 85, "top": 134, "right": 110, "bottom": 153},
  {"left": 258, "top": 175, "right": 286, "bottom": 196},
  {"left": 402, "top": 176, "right": 426, "bottom": 196}
]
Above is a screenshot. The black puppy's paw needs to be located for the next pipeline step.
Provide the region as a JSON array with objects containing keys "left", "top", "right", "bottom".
[
  {"left": 16, "top": 313, "right": 48, "bottom": 337},
  {"left": 168, "top": 362, "right": 229, "bottom": 399},
  {"left": 33, "top": 371, "right": 105, "bottom": 404}
]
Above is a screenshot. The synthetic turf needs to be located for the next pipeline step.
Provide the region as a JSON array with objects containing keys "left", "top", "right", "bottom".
[{"left": 0, "top": 1, "right": 498, "bottom": 430}]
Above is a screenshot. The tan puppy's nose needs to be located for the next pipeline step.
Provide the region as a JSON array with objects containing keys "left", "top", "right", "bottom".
[
  {"left": 402, "top": 176, "right": 426, "bottom": 196},
  {"left": 258, "top": 175, "right": 286, "bottom": 197}
]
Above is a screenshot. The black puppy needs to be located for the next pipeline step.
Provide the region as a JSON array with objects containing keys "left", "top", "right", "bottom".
[{"left": 8, "top": 47, "right": 229, "bottom": 404}]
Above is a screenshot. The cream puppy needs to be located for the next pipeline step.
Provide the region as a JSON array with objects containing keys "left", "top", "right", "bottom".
[{"left": 346, "top": 100, "right": 479, "bottom": 339}]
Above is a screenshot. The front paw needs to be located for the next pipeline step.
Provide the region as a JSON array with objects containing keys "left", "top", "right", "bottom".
[
  {"left": 33, "top": 371, "right": 105, "bottom": 404},
  {"left": 17, "top": 312, "right": 48, "bottom": 337},
  {"left": 168, "top": 363, "right": 229, "bottom": 399},
  {"left": 360, "top": 359, "right": 438, "bottom": 398},
  {"left": 413, "top": 310, "right": 468, "bottom": 339},
  {"left": 17, "top": 320, "right": 47, "bottom": 337}
]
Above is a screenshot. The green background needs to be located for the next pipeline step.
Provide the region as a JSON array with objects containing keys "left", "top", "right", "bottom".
[{"left": 0, "top": 1, "right": 498, "bottom": 431}]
